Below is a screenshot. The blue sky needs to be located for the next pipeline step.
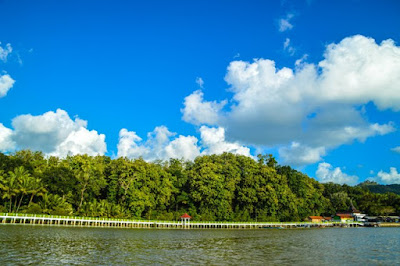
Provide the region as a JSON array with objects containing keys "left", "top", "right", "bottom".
[{"left": 1, "top": 0, "right": 400, "bottom": 185}]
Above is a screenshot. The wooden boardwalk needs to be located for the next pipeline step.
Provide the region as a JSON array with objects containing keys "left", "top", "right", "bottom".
[{"left": 0, "top": 213, "right": 363, "bottom": 229}]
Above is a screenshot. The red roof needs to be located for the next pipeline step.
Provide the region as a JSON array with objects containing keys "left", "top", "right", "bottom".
[
  {"left": 180, "top": 213, "right": 192, "bottom": 219},
  {"left": 309, "top": 216, "right": 323, "bottom": 219},
  {"left": 336, "top": 214, "right": 353, "bottom": 218}
]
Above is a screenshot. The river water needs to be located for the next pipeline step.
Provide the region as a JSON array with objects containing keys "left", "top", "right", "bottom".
[{"left": 0, "top": 225, "right": 399, "bottom": 265}]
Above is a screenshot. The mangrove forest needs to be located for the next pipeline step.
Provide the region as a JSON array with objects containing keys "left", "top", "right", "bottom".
[{"left": 0, "top": 150, "right": 399, "bottom": 221}]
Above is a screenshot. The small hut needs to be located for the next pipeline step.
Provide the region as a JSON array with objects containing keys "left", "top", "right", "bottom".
[
  {"left": 307, "top": 216, "right": 323, "bottom": 223},
  {"left": 180, "top": 213, "right": 192, "bottom": 225}
]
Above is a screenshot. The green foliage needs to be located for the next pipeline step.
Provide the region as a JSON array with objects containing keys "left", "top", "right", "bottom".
[
  {"left": 358, "top": 181, "right": 400, "bottom": 195},
  {"left": 0, "top": 150, "right": 399, "bottom": 221}
]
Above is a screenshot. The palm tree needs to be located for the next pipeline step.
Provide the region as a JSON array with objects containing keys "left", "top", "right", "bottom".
[
  {"left": 27, "top": 178, "right": 47, "bottom": 206},
  {"left": 0, "top": 171, "right": 8, "bottom": 210},
  {"left": 39, "top": 193, "right": 65, "bottom": 214},
  {"left": 8, "top": 166, "right": 32, "bottom": 213},
  {"left": 2, "top": 169, "right": 21, "bottom": 213},
  {"left": 98, "top": 200, "right": 109, "bottom": 217},
  {"left": 0, "top": 170, "right": 6, "bottom": 192}
]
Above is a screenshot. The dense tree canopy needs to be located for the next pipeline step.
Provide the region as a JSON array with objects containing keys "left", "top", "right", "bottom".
[
  {"left": 358, "top": 181, "right": 400, "bottom": 195},
  {"left": 0, "top": 150, "right": 399, "bottom": 221}
]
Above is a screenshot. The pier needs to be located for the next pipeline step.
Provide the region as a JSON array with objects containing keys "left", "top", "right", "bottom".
[{"left": 0, "top": 213, "right": 364, "bottom": 229}]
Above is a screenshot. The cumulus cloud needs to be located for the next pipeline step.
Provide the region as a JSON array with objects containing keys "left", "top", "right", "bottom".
[
  {"left": 0, "top": 123, "right": 15, "bottom": 152},
  {"left": 0, "top": 73, "right": 15, "bottom": 98},
  {"left": 6, "top": 109, "right": 107, "bottom": 157},
  {"left": 117, "top": 126, "right": 200, "bottom": 161},
  {"left": 50, "top": 128, "right": 106, "bottom": 157},
  {"left": 181, "top": 90, "right": 226, "bottom": 125},
  {"left": 165, "top": 135, "right": 201, "bottom": 160},
  {"left": 370, "top": 167, "right": 400, "bottom": 184},
  {"left": 278, "top": 13, "right": 294, "bottom": 32},
  {"left": 200, "top": 126, "right": 251, "bottom": 157},
  {"left": 316, "top": 162, "right": 358, "bottom": 185},
  {"left": 12, "top": 109, "right": 86, "bottom": 153},
  {"left": 318, "top": 36, "right": 400, "bottom": 110},
  {"left": 182, "top": 35, "right": 399, "bottom": 165},
  {"left": 117, "top": 129, "right": 149, "bottom": 159},
  {"left": 117, "top": 125, "right": 250, "bottom": 161},
  {"left": 0, "top": 42, "right": 12, "bottom": 62},
  {"left": 279, "top": 142, "right": 325, "bottom": 166}
]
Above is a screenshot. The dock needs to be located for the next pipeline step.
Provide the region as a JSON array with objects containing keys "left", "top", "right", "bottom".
[{"left": 0, "top": 213, "right": 364, "bottom": 229}]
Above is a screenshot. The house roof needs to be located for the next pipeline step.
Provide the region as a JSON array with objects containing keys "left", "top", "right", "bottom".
[
  {"left": 309, "top": 216, "right": 323, "bottom": 219},
  {"left": 180, "top": 213, "right": 192, "bottom": 219},
  {"left": 350, "top": 201, "right": 361, "bottom": 213},
  {"left": 323, "top": 217, "right": 332, "bottom": 220},
  {"left": 336, "top": 214, "right": 353, "bottom": 218}
]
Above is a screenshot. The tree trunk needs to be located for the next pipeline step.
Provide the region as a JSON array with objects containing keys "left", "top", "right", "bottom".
[
  {"left": 16, "top": 194, "right": 24, "bottom": 213},
  {"left": 78, "top": 186, "right": 87, "bottom": 212},
  {"left": 28, "top": 193, "right": 35, "bottom": 206},
  {"left": 13, "top": 197, "right": 18, "bottom": 213},
  {"left": 9, "top": 197, "right": 12, "bottom": 213}
]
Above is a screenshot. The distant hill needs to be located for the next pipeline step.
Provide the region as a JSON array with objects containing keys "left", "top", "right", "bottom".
[{"left": 358, "top": 181, "right": 400, "bottom": 195}]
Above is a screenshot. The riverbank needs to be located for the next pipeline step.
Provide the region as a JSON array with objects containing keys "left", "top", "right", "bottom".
[
  {"left": 379, "top": 223, "right": 400, "bottom": 227},
  {"left": 0, "top": 213, "right": 371, "bottom": 229}
]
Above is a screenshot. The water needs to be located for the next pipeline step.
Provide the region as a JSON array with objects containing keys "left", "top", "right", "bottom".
[{"left": 0, "top": 225, "right": 399, "bottom": 265}]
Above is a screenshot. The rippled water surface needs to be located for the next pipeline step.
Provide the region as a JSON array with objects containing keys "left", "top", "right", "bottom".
[{"left": 0, "top": 225, "right": 399, "bottom": 265}]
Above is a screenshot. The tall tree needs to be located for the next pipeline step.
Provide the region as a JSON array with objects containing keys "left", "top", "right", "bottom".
[{"left": 67, "top": 155, "right": 106, "bottom": 212}]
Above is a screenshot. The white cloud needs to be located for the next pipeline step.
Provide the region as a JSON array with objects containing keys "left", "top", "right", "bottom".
[
  {"left": 50, "top": 127, "right": 106, "bottom": 157},
  {"left": 371, "top": 167, "right": 400, "bottom": 184},
  {"left": 0, "top": 42, "right": 16, "bottom": 97},
  {"left": 117, "top": 129, "right": 149, "bottom": 159},
  {"left": 165, "top": 135, "right": 201, "bottom": 161},
  {"left": 391, "top": 146, "right": 400, "bottom": 153},
  {"left": 318, "top": 36, "right": 400, "bottom": 110},
  {"left": 283, "top": 38, "right": 295, "bottom": 55},
  {"left": 0, "top": 42, "right": 12, "bottom": 62},
  {"left": 182, "top": 35, "right": 399, "bottom": 166},
  {"left": 145, "top": 126, "right": 178, "bottom": 160},
  {"left": 295, "top": 54, "right": 308, "bottom": 66},
  {"left": 181, "top": 90, "right": 226, "bottom": 126},
  {"left": 200, "top": 126, "right": 251, "bottom": 157},
  {"left": 278, "top": 13, "right": 294, "bottom": 32},
  {"left": 195, "top": 77, "right": 204, "bottom": 88},
  {"left": 283, "top": 38, "right": 290, "bottom": 49},
  {"left": 9, "top": 109, "right": 106, "bottom": 157},
  {"left": 12, "top": 109, "right": 85, "bottom": 153},
  {"left": 117, "top": 125, "right": 250, "bottom": 161},
  {"left": 0, "top": 73, "right": 15, "bottom": 98},
  {"left": 117, "top": 126, "right": 200, "bottom": 161},
  {"left": 279, "top": 123, "right": 394, "bottom": 166},
  {"left": 316, "top": 162, "right": 358, "bottom": 185},
  {"left": 0, "top": 123, "right": 15, "bottom": 152},
  {"left": 279, "top": 142, "right": 325, "bottom": 166}
]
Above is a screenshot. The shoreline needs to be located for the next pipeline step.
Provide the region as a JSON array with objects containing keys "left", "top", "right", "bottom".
[
  {"left": 379, "top": 223, "right": 400, "bottom": 227},
  {"left": 3, "top": 213, "right": 399, "bottom": 229}
]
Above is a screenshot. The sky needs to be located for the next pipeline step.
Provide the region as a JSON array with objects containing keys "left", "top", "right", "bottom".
[{"left": 1, "top": 0, "right": 400, "bottom": 185}]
